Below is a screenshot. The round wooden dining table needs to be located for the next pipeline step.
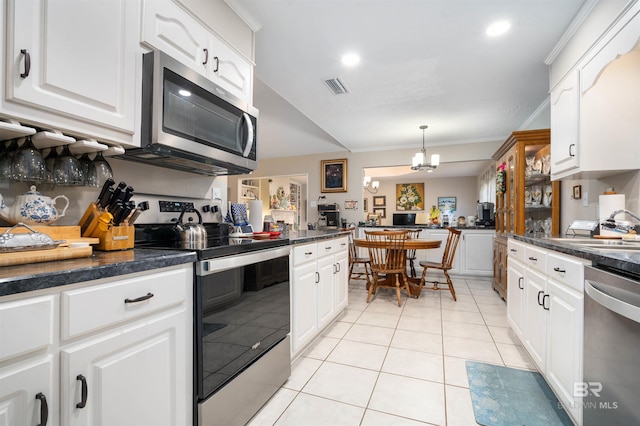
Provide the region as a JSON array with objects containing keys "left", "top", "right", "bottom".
[{"left": 354, "top": 237, "right": 442, "bottom": 297}]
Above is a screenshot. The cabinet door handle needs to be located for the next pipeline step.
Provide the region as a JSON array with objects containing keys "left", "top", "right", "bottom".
[
  {"left": 315, "top": 271, "right": 320, "bottom": 283},
  {"left": 305, "top": 251, "right": 313, "bottom": 255},
  {"left": 20, "top": 49, "right": 30, "bottom": 78},
  {"left": 569, "top": 143, "right": 575, "bottom": 157},
  {"left": 76, "top": 374, "right": 88, "bottom": 409},
  {"left": 36, "top": 392, "right": 48, "bottom": 426},
  {"left": 528, "top": 256, "right": 537, "bottom": 262},
  {"left": 553, "top": 267, "right": 566, "bottom": 273},
  {"left": 124, "top": 292, "right": 154, "bottom": 304},
  {"left": 537, "top": 290, "right": 545, "bottom": 306},
  {"left": 337, "top": 262, "right": 341, "bottom": 272},
  {"left": 202, "top": 48, "right": 209, "bottom": 65},
  {"left": 543, "top": 294, "right": 550, "bottom": 310},
  {"left": 518, "top": 276, "right": 524, "bottom": 290},
  {"left": 213, "top": 56, "right": 219, "bottom": 73}
]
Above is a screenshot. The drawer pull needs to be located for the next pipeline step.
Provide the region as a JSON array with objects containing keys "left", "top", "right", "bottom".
[
  {"left": 124, "top": 293, "right": 154, "bottom": 304},
  {"left": 305, "top": 251, "right": 313, "bottom": 255},
  {"left": 36, "top": 392, "right": 48, "bottom": 426},
  {"left": 510, "top": 248, "right": 517, "bottom": 252},
  {"left": 528, "top": 256, "right": 537, "bottom": 262},
  {"left": 76, "top": 375, "right": 88, "bottom": 409},
  {"left": 553, "top": 267, "right": 566, "bottom": 273},
  {"left": 20, "top": 49, "right": 30, "bottom": 78}
]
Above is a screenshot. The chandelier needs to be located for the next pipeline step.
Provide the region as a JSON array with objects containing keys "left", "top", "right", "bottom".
[
  {"left": 363, "top": 176, "right": 379, "bottom": 194},
  {"left": 411, "top": 125, "right": 440, "bottom": 172}
]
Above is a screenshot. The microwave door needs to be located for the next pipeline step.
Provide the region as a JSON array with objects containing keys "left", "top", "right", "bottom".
[{"left": 240, "top": 112, "right": 254, "bottom": 158}]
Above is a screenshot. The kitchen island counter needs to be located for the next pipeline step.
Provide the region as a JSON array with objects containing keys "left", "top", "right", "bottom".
[
  {"left": 287, "top": 229, "right": 350, "bottom": 244},
  {"left": 0, "top": 249, "right": 196, "bottom": 297},
  {"left": 512, "top": 235, "right": 640, "bottom": 275}
]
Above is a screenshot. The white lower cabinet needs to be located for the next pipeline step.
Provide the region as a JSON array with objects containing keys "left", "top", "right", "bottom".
[
  {"left": 507, "top": 238, "right": 587, "bottom": 425},
  {"left": 60, "top": 307, "right": 187, "bottom": 426},
  {"left": 0, "top": 264, "right": 193, "bottom": 426},
  {"left": 459, "top": 230, "right": 495, "bottom": 275},
  {"left": 291, "top": 236, "right": 348, "bottom": 357}
]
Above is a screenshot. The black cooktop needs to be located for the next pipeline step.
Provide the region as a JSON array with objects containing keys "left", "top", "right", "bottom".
[{"left": 134, "top": 223, "right": 289, "bottom": 260}]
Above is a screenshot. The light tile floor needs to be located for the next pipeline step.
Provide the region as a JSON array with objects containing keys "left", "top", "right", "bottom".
[{"left": 248, "top": 275, "right": 537, "bottom": 426}]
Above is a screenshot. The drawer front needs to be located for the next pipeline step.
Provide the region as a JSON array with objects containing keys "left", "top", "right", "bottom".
[
  {"left": 547, "top": 252, "right": 587, "bottom": 292},
  {"left": 317, "top": 238, "right": 338, "bottom": 257},
  {"left": 334, "top": 236, "right": 349, "bottom": 254},
  {"left": 524, "top": 245, "right": 547, "bottom": 273},
  {"left": 0, "top": 296, "right": 54, "bottom": 362},
  {"left": 293, "top": 242, "right": 318, "bottom": 266},
  {"left": 507, "top": 239, "right": 526, "bottom": 263},
  {"left": 61, "top": 266, "right": 190, "bottom": 340}
]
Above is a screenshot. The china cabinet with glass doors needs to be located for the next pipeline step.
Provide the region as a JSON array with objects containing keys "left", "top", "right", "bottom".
[{"left": 491, "top": 129, "right": 560, "bottom": 299}]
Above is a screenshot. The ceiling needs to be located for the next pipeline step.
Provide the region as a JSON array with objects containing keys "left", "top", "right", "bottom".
[{"left": 231, "top": 0, "right": 586, "bottom": 161}]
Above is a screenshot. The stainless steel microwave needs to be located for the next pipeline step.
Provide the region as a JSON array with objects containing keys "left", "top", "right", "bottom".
[{"left": 119, "top": 50, "right": 258, "bottom": 176}]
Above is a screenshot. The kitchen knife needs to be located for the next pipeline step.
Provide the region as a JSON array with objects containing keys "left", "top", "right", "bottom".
[
  {"left": 115, "top": 204, "right": 132, "bottom": 225},
  {"left": 108, "top": 182, "right": 128, "bottom": 211},
  {"left": 122, "top": 186, "right": 135, "bottom": 204},
  {"left": 96, "top": 178, "right": 115, "bottom": 208},
  {"left": 110, "top": 201, "right": 125, "bottom": 224},
  {"left": 126, "top": 201, "right": 149, "bottom": 225},
  {"left": 99, "top": 187, "right": 114, "bottom": 210}
]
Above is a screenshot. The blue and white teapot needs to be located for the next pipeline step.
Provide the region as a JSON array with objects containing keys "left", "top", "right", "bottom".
[{"left": 0, "top": 185, "right": 69, "bottom": 226}]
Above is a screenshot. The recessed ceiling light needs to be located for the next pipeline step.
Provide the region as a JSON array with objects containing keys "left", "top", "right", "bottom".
[
  {"left": 341, "top": 53, "right": 360, "bottom": 67},
  {"left": 486, "top": 20, "right": 511, "bottom": 37}
]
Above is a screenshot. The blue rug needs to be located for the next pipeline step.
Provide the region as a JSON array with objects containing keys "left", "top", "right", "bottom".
[{"left": 466, "top": 361, "right": 573, "bottom": 426}]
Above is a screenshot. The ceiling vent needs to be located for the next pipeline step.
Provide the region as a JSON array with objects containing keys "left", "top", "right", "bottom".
[{"left": 324, "top": 77, "right": 349, "bottom": 95}]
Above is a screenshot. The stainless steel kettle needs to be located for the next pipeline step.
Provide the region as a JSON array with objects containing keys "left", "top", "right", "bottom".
[{"left": 174, "top": 208, "right": 207, "bottom": 249}]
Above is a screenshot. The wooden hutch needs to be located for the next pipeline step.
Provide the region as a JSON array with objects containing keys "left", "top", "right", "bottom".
[{"left": 491, "top": 129, "right": 560, "bottom": 299}]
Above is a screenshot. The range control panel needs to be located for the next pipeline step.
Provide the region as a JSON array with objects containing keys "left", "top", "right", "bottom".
[{"left": 159, "top": 201, "right": 195, "bottom": 213}]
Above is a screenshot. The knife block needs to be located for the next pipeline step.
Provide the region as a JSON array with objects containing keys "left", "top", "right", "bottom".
[{"left": 78, "top": 203, "right": 134, "bottom": 250}]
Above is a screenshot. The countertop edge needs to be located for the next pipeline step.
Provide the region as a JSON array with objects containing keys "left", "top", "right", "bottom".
[{"left": 0, "top": 249, "right": 196, "bottom": 298}]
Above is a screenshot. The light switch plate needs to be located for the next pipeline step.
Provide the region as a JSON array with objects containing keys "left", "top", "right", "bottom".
[{"left": 212, "top": 188, "right": 221, "bottom": 199}]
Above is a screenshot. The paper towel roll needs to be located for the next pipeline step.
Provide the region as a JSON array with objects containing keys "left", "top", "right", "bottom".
[
  {"left": 248, "top": 199, "right": 263, "bottom": 232},
  {"left": 599, "top": 194, "right": 625, "bottom": 236}
]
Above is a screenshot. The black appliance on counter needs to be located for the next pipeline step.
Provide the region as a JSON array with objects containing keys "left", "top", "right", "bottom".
[
  {"left": 393, "top": 213, "right": 416, "bottom": 226},
  {"left": 317, "top": 203, "right": 340, "bottom": 228},
  {"left": 132, "top": 195, "right": 291, "bottom": 426},
  {"left": 118, "top": 50, "right": 258, "bottom": 176},
  {"left": 477, "top": 202, "right": 495, "bottom": 226}
]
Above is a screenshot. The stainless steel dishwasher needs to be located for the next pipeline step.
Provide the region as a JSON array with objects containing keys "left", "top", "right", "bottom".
[{"left": 584, "top": 265, "right": 640, "bottom": 425}]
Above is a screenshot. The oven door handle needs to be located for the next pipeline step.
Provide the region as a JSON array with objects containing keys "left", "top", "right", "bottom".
[
  {"left": 585, "top": 280, "right": 640, "bottom": 323},
  {"left": 198, "top": 246, "right": 290, "bottom": 275}
]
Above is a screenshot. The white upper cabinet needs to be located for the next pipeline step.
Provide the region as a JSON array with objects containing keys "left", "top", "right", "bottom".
[
  {"left": 141, "top": 0, "right": 253, "bottom": 105},
  {"left": 3, "top": 0, "right": 141, "bottom": 147},
  {"left": 550, "top": 3, "right": 640, "bottom": 180},
  {"left": 550, "top": 69, "right": 579, "bottom": 179}
]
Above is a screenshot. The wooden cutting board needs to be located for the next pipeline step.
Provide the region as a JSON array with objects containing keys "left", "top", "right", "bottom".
[{"left": 0, "top": 246, "right": 93, "bottom": 267}]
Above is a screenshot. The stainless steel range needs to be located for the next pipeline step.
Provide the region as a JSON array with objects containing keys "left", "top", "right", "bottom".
[{"left": 133, "top": 195, "right": 291, "bottom": 426}]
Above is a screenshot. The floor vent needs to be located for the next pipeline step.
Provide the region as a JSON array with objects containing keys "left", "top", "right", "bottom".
[{"left": 324, "top": 77, "right": 349, "bottom": 95}]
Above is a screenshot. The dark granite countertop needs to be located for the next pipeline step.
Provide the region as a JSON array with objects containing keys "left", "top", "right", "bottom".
[
  {"left": 287, "top": 229, "right": 350, "bottom": 244},
  {"left": 0, "top": 249, "right": 196, "bottom": 298},
  {"left": 512, "top": 235, "right": 640, "bottom": 275}
]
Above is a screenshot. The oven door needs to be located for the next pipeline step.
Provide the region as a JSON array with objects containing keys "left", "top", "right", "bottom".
[{"left": 195, "top": 246, "right": 291, "bottom": 401}]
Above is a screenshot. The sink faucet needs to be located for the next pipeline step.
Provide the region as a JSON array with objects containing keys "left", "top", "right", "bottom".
[{"left": 602, "top": 209, "right": 640, "bottom": 233}]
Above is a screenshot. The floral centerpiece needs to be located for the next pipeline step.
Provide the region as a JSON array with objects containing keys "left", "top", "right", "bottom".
[{"left": 396, "top": 183, "right": 423, "bottom": 211}]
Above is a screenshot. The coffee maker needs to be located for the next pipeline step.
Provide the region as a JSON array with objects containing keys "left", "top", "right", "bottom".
[
  {"left": 318, "top": 204, "right": 340, "bottom": 228},
  {"left": 477, "top": 202, "right": 495, "bottom": 226}
]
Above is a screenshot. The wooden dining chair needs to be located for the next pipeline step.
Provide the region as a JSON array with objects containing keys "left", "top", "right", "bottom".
[
  {"left": 365, "top": 229, "right": 410, "bottom": 307},
  {"left": 418, "top": 227, "right": 462, "bottom": 301},
  {"left": 406, "top": 228, "right": 422, "bottom": 278},
  {"left": 340, "top": 227, "right": 371, "bottom": 284}
]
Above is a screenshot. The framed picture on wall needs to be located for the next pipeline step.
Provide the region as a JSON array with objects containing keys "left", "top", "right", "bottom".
[
  {"left": 396, "top": 183, "right": 425, "bottom": 211},
  {"left": 321, "top": 158, "right": 348, "bottom": 192},
  {"left": 438, "top": 196, "right": 457, "bottom": 215},
  {"left": 373, "top": 208, "right": 386, "bottom": 218},
  {"left": 344, "top": 200, "right": 358, "bottom": 210},
  {"left": 373, "top": 196, "right": 386, "bottom": 207}
]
